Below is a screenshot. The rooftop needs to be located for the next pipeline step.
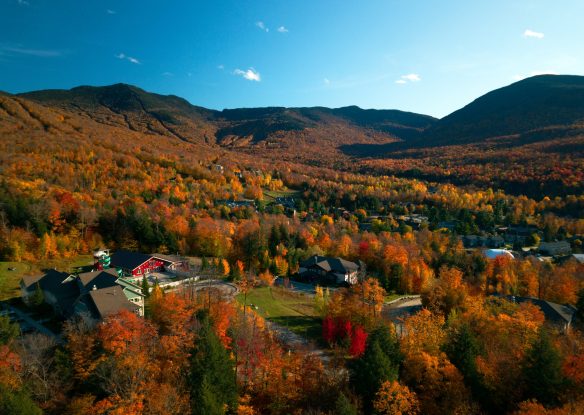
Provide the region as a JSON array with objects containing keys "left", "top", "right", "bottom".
[
  {"left": 300, "top": 255, "right": 359, "bottom": 273},
  {"left": 88, "top": 285, "right": 141, "bottom": 319},
  {"left": 110, "top": 251, "right": 154, "bottom": 271}
]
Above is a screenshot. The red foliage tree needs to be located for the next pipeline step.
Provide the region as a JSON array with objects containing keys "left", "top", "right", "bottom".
[
  {"left": 322, "top": 316, "right": 335, "bottom": 344},
  {"left": 336, "top": 318, "right": 352, "bottom": 342},
  {"left": 349, "top": 325, "right": 368, "bottom": 357}
]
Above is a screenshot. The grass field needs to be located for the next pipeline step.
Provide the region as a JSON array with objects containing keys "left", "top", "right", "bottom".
[
  {"left": 385, "top": 293, "right": 407, "bottom": 302},
  {"left": 0, "top": 262, "right": 35, "bottom": 301},
  {"left": 0, "top": 255, "right": 94, "bottom": 302},
  {"left": 263, "top": 189, "right": 301, "bottom": 202},
  {"left": 237, "top": 286, "right": 321, "bottom": 341}
]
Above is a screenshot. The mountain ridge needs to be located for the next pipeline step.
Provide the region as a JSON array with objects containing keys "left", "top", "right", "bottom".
[
  {"left": 2, "top": 74, "right": 583, "bottom": 197},
  {"left": 14, "top": 74, "right": 584, "bottom": 151},
  {"left": 418, "top": 74, "right": 584, "bottom": 147},
  {"left": 17, "top": 83, "right": 437, "bottom": 147}
]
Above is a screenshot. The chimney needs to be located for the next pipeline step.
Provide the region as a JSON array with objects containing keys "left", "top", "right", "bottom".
[{"left": 92, "top": 285, "right": 97, "bottom": 291}]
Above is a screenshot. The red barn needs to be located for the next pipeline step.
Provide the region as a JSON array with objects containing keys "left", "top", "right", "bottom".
[{"left": 110, "top": 251, "right": 164, "bottom": 278}]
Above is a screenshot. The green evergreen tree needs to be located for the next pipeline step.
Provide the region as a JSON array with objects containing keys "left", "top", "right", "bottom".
[
  {"left": 141, "top": 276, "right": 150, "bottom": 298},
  {"left": 334, "top": 392, "right": 357, "bottom": 415},
  {"left": 30, "top": 282, "right": 44, "bottom": 307},
  {"left": 350, "top": 325, "right": 401, "bottom": 414},
  {"left": 0, "top": 315, "right": 19, "bottom": 345},
  {"left": 268, "top": 225, "right": 281, "bottom": 256},
  {"left": 443, "top": 323, "right": 489, "bottom": 407},
  {"left": 196, "top": 377, "right": 226, "bottom": 415},
  {"left": 522, "top": 330, "right": 565, "bottom": 406},
  {"left": 0, "top": 385, "right": 42, "bottom": 415},
  {"left": 389, "top": 264, "right": 404, "bottom": 293},
  {"left": 444, "top": 323, "right": 480, "bottom": 379},
  {"left": 189, "top": 311, "right": 237, "bottom": 415}
]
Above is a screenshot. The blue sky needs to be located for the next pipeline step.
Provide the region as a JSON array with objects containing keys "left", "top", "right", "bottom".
[{"left": 1, "top": 0, "right": 583, "bottom": 117}]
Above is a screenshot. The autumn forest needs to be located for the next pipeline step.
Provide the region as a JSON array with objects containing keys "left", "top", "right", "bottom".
[{"left": 0, "top": 74, "right": 583, "bottom": 415}]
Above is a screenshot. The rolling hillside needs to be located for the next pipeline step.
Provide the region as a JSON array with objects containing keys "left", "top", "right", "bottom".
[
  {"left": 18, "top": 84, "right": 436, "bottom": 149},
  {"left": 421, "top": 74, "right": 584, "bottom": 146},
  {"left": 4, "top": 75, "right": 584, "bottom": 196}
]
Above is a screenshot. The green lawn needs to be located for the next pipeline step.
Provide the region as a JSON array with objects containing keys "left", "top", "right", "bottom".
[
  {"left": 263, "top": 189, "right": 300, "bottom": 202},
  {"left": 37, "top": 255, "right": 94, "bottom": 274},
  {"left": 0, "top": 255, "right": 94, "bottom": 302},
  {"left": 385, "top": 293, "right": 407, "bottom": 302},
  {"left": 236, "top": 286, "right": 321, "bottom": 341},
  {"left": 0, "top": 262, "right": 34, "bottom": 301}
]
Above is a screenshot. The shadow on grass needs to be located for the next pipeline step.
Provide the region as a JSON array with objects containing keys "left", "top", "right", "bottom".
[{"left": 270, "top": 315, "right": 323, "bottom": 344}]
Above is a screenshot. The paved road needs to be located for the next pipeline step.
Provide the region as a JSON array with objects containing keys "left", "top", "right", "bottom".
[
  {"left": 274, "top": 277, "right": 338, "bottom": 296},
  {"left": 264, "top": 319, "right": 330, "bottom": 362},
  {"left": 382, "top": 297, "right": 423, "bottom": 322},
  {"left": 382, "top": 297, "right": 423, "bottom": 337},
  {"left": 168, "top": 279, "right": 239, "bottom": 298}
]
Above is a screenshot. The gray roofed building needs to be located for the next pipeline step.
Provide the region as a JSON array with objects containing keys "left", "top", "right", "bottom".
[
  {"left": 21, "top": 267, "right": 145, "bottom": 321},
  {"left": 87, "top": 285, "right": 141, "bottom": 319},
  {"left": 77, "top": 268, "right": 120, "bottom": 290},
  {"left": 299, "top": 255, "right": 360, "bottom": 285},
  {"left": 493, "top": 294, "right": 577, "bottom": 332},
  {"left": 151, "top": 253, "right": 183, "bottom": 264},
  {"left": 110, "top": 250, "right": 154, "bottom": 273},
  {"left": 538, "top": 241, "right": 572, "bottom": 256},
  {"left": 20, "top": 270, "right": 79, "bottom": 317}
]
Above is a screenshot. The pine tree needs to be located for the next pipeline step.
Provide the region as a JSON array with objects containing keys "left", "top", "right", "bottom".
[
  {"left": 444, "top": 323, "right": 480, "bottom": 379},
  {"left": 268, "top": 225, "right": 281, "bottom": 256},
  {"left": 522, "top": 330, "right": 565, "bottom": 406},
  {"left": 334, "top": 392, "right": 357, "bottom": 415},
  {"left": 30, "top": 282, "right": 44, "bottom": 307},
  {"left": 444, "top": 323, "right": 488, "bottom": 408},
  {"left": 141, "top": 276, "right": 150, "bottom": 298},
  {"left": 189, "top": 311, "right": 237, "bottom": 415},
  {"left": 350, "top": 325, "right": 401, "bottom": 414},
  {"left": 0, "top": 315, "right": 19, "bottom": 345},
  {"left": 0, "top": 385, "right": 42, "bottom": 415},
  {"left": 195, "top": 377, "right": 226, "bottom": 415}
]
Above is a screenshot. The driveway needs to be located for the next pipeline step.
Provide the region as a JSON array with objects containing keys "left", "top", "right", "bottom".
[
  {"left": 274, "top": 277, "right": 338, "bottom": 296},
  {"left": 382, "top": 297, "right": 423, "bottom": 322},
  {"left": 168, "top": 279, "right": 239, "bottom": 299},
  {"left": 265, "top": 319, "right": 330, "bottom": 363}
]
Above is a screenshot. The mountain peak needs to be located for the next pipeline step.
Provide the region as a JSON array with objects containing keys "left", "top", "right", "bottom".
[{"left": 420, "top": 74, "right": 584, "bottom": 146}]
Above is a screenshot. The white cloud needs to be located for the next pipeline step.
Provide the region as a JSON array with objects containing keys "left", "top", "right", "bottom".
[
  {"left": 277, "top": 26, "right": 289, "bottom": 33},
  {"left": 401, "top": 73, "right": 421, "bottom": 82},
  {"left": 217, "top": 64, "right": 224, "bottom": 70},
  {"left": 234, "top": 68, "right": 261, "bottom": 82},
  {"left": 116, "top": 53, "right": 140, "bottom": 64},
  {"left": 106, "top": 9, "right": 116, "bottom": 15},
  {"left": 523, "top": 29, "right": 544, "bottom": 39},
  {"left": 324, "top": 78, "right": 330, "bottom": 85},
  {"left": 395, "top": 73, "right": 421, "bottom": 84},
  {"left": 162, "top": 72, "right": 174, "bottom": 77},
  {"left": 256, "top": 21, "right": 269, "bottom": 32},
  {"left": 1, "top": 46, "right": 62, "bottom": 57}
]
